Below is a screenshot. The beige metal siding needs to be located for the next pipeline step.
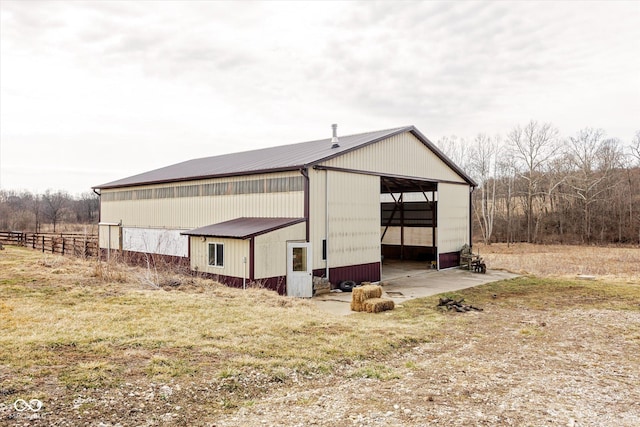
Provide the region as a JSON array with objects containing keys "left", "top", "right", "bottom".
[
  {"left": 98, "top": 224, "right": 121, "bottom": 251},
  {"left": 99, "top": 171, "right": 304, "bottom": 249},
  {"left": 437, "top": 183, "right": 470, "bottom": 253},
  {"left": 381, "top": 227, "right": 434, "bottom": 246},
  {"left": 308, "top": 168, "right": 327, "bottom": 269},
  {"left": 309, "top": 169, "right": 381, "bottom": 269},
  {"left": 189, "top": 236, "right": 249, "bottom": 278},
  {"left": 320, "top": 132, "right": 465, "bottom": 183},
  {"left": 253, "top": 222, "right": 306, "bottom": 279}
]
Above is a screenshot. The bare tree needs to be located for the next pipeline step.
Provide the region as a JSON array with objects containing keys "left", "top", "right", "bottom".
[
  {"left": 435, "top": 135, "right": 471, "bottom": 172},
  {"left": 631, "top": 130, "right": 640, "bottom": 165},
  {"left": 564, "top": 129, "right": 622, "bottom": 243},
  {"left": 41, "top": 190, "right": 70, "bottom": 232},
  {"left": 75, "top": 192, "right": 100, "bottom": 223},
  {"left": 507, "top": 120, "right": 560, "bottom": 243},
  {"left": 469, "top": 134, "right": 499, "bottom": 244},
  {"left": 495, "top": 152, "right": 519, "bottom": 245}
]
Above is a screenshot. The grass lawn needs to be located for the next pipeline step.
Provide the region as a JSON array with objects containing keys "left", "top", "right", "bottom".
[{"left": 1, "top": 244, "right": 639, "bottom": 426}]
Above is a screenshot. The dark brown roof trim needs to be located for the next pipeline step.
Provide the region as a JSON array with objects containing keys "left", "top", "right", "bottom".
[
  {"left": 181, "top": 217, "right": 306, "bottom": 239},
  {"left": 313, "top": 165, "right": 473, "bottom": 187},
  {"left": 94, "top": 167, "right": 303, "bottom": 191}
]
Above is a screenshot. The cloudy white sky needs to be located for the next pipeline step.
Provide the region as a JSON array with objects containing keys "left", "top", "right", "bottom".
[{"left": 1, "top": 0, "right": 639, "bottom": 195}]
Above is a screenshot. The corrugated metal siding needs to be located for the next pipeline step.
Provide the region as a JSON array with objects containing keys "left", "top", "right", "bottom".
[
  {"left": 312, "top": 262, "right": 381, "bottom": 285},
  {"left": 253, "top": 222, "right": 306, "bottom": 279},
  {"left": 99, "top": 171, "right": 304, "bottom": 245},
  {"left": 309, "top": 169, "right": 381, "bottom": 270},
  {"left": 437, "top": 183, "right": 470, "bottom": 253},
  {"left": 439, "top": 252, "right": 461, "bottom": 269},
  {"left": 320, "top": 133, "right": 466, "bottom": 183},
  {"left": 189, "top": 236, "right": 249, "bottom": 278},
  {"left": 381, "top": 226, "right": 434, "bottom": 246},
  {"left": 122, "top": 227, "right": 188, "bottom": 257},
  {"left": 308, "top": 168, "right": 327, "bottom": 270},
  {"left": 98, "top": 224, "right": 121, "bottom": 250}
]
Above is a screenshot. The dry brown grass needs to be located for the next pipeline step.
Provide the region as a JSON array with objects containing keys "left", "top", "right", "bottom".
[
  {"left": 476, "top": 243, "right": 640, "bottom": 282},
  {"left": 0, "top": 246, "right": 440, "bottom": 424},
  {"left": 1, "top": 244, "right": 639, "bottom": 426}
]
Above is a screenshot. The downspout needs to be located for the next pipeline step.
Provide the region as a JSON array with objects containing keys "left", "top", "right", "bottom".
[
  {"left": 94, "top": 188, "right": 102, "bottom": 258},
  {"left": 300, "top": 168, "right": 310, "bottom": 241},
  {"left": 469, "top": 186, "right": 474, "bottom": 249}
]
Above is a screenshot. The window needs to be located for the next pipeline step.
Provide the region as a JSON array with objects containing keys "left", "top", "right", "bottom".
[
  {"left": 155, "top": 187, "right": 175, "bottom": 199},
  {"left": 176, "top": 185, "right": 200, "bottom": 198},
  {"left": 292, "top": 246, "right": 307, "bottom": 272},
  {"left": 208, "top": 243, "right": 224, "bottom": 267}
]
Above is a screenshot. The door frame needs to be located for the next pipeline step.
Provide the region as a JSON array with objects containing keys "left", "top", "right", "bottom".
[{"left": 286, "top": 241, "right": 313, "bottom": 297}]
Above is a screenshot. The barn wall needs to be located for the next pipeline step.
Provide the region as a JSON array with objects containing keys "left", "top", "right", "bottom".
[
  {"left": 320, "top": 132, "right": 466, "bottom": 183},
  {"left": 308, "top": 169, "right": 380, "bottom": 272},
  {"left": 381, "top": 226, "right": 435, "bottom": 246},
  {"left": 254, "top": 222, "right": 306, "bottom": 279},
  {"left": 189, "top": 236, "right": 249, "bottom": 279},
  {"left": 437, "top": 182, "right": 470, "bottom": 255},
  {"left": 99, "top": 171, "right": 304, "bottom": 249},
  {"left": 98, "top": 224, "right": 121, "bottom": 250},
  {"left": 122, "top": 227, "right": 188, "bottom": 257}
]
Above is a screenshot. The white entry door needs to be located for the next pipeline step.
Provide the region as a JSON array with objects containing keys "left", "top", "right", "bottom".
[{"left": 286, "top": 242, "right": 313, "bottom": 297}]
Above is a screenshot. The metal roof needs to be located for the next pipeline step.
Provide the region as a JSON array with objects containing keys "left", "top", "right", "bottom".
[
  {"left": 181, "top": 217, "right": 306, "bottom": 239},
  {"left": 94, "top": 126, "right": 475, "bottom": 189}
]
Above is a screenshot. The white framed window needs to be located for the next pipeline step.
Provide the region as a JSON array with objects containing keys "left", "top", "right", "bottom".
[{"left": 208, "top": 243, "right": 224, "bottom": 267}]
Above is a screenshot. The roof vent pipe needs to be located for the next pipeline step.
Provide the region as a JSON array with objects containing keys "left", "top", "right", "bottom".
[{"left": 330, "top": 124, "right": 340, "bottom": 148}]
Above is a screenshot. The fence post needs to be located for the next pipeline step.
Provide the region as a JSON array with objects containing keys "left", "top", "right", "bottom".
[
  {"left": 42, "top": 236, "right": 45, "bottom": 253},
  {"left": 62, "top": 238, "right": 66, "bottom": 255}
]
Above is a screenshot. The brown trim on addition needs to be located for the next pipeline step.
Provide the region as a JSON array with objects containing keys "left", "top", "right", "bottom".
[
  {"left": 199, "top": 272, "right": 287, "bottom": 295},
  {"left": 249, "top": 237, "right": 255, "bottom": 281}
]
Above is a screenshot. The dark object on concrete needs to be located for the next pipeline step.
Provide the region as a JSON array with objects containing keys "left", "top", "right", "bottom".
[{"left": 339, "top": 280, "right": 356, "bottom": 292}]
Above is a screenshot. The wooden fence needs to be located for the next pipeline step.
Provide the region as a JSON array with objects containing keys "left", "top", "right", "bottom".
[{"left": 0, "top": 231, "right": 99, "bottom": 258}]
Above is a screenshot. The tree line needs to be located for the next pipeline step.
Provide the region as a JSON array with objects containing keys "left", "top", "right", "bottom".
[
  {"left": 2, "top": 121, "right": 639, "bottom": 245},
  {"left": 438, "top": 121, "right": 640, "bottom": 245},
  {"left": 0, "top": 189, "right": 99, "bottom": 233}
]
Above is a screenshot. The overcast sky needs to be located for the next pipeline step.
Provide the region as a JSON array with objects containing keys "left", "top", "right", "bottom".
[{"left": 1, "top": 1, "right": 639, "bottom": 195}]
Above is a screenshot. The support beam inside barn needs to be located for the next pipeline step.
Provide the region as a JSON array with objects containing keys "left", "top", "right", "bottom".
[{"left": 380, "top": 176, "right": 438, "bottom": 265}]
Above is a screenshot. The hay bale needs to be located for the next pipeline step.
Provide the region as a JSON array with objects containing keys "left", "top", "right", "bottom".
[
  {"left": 351, "top": 284, "right": 383, "bottom": 312},
  {"left": 363, "top": 298, "right": 395, "bottom": 313}
]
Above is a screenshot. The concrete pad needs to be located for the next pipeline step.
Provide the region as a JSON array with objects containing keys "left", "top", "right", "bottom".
[{"left": 312, "top": 267, "right": 519, "bottom": 316}]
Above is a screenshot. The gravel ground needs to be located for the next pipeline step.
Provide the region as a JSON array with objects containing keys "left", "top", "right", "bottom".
[
  {"left": 211, "top": 307, "right": 640, "bottom": 427},
  {"left": 2, "top": 300, "right": 638, "bottom": 426}
]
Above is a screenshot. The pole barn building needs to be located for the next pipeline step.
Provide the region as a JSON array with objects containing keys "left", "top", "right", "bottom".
[{"left": 93, "top": 125, "right": 476, "bottom": 297}]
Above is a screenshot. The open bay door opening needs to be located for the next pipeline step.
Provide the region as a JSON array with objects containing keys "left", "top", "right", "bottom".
[{"left": 286, "top": 242, "right": 312, "bottom": 297}]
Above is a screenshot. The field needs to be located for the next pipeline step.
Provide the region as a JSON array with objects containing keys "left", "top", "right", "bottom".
[{"left": 1, "top": 244, "right": 639, "bottom": 426}]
